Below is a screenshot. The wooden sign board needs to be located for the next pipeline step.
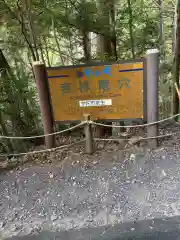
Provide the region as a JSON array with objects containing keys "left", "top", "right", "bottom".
[{"left": 47, "top": 60, "right": 146, "bottom": 122}]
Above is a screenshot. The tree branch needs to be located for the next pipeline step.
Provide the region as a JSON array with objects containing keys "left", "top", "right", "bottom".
[{"left": 2, "top": 0, "right": 37, "bottom": 60}]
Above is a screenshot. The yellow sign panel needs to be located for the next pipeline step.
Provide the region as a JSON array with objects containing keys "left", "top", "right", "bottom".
[{"left": 47, "top": 60, "right": 145, "bottom": 122}]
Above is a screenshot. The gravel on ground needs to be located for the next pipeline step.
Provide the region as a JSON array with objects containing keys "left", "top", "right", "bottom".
[{"left": 1, "top": 120, "right": 180, "bottom": 239}]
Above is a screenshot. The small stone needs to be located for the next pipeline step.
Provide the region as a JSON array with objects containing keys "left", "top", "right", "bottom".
[
  {"left": 49, "top": 173, "right": 54, "bottom": 179},
  {"left": 38, "top": 212, "right": 45, "bottom": 217},
  {"left": 87, "top": 218, "right": 93, "bottom": 222},
  {"left": 27, "top": 227, "right": 34, "bottom": 234},
  {"left": 11, "top": 224, "right": 21, "bottom": 232},
  {"left": 93, "top": 161, "right": 98, "bottom": 165},
  {"left": 51, "top": 214, "right": 58, "bottom": 221},
  {"left": 130, "top": 154, "right": 136, "bottom": 162},
  {"left": 33, "top": 224, "right": 41, "bottom": 232},
  {"left": 0, "top": 221, "right": 5, "bottom": 228},
  {"left": 73, "top": 223, "right": 78, "bottom": 228},
  {"left": 19, "top": 214, "right": 25, "bottom": 220},
  {"left": 132, "top": 179, "right": 136, "bottom": 184},
  {"left": 162, "top": 170, "right": 166, "bottom": 176},
  {"left": 72, "top": 160, "right": 80, "bottom": 165}
]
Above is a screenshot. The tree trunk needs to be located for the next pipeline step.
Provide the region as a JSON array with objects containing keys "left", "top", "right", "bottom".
[
  {"left": 44, "top": 37, "right": 51, "bottom": 67},
  {"left": 82, "top": 30, "right": 91, "bottom": 62},
  {"left": 158, "top": 0, "right": 165, "bottom": 59},
  {"left": 95, "top": 0, "right": 118, "bottom": 137},
  {"left": 173, "top": 0, "right": 178, "bottom": 55},
  {"left": 3, "top": 0, "right": 37, "bottom": 61},
  {"left": 109, "top": 0, "right": 118, "bottom": 60},
  {"left": 39, "top": 40, "right": 46, "bottom": 64},
  {"left": 0, "top": 111, "right": 14, "bottom": 152},
  {"left": 25, "top": 0, "right": 39, "bottom": 61},
  {"left": 52, "top": 18, "right": 65, "bottom": 65},
  {"left": 173, "top": 0, "right": 180, "bottom": 120},
  {"left": 127, "top": 0, "right": 135, "bottom": 58},
  {"left": 97, "top": 0, "right": 113, "bottom": 60}
]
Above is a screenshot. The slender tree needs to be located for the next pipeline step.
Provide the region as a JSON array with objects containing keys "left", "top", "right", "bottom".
[
  {"left": 127, "top": 0, "right": 135, "bottom": 58},
  {"left": 173, "top": 0, "right": 180, "bottom": 118}
]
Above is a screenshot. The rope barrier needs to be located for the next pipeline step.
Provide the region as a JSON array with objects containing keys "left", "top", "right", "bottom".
[
  {"left": 90, "top": 113, "right": 180, "bottom": 128},
  {"left": 1, "top": 131, "right": 177, "bottom": 158},
  {"left": 0, "top": 140, "right": 85, "bottom": 158},
  {"left": 94, "top": 131, "right": 176, "bottom": 142},
  {"left": 0, "top": 113, "right": 180, "bottom": 140},
  {"left": 0, "top": 122, "right": 86, "bottom": 140}
]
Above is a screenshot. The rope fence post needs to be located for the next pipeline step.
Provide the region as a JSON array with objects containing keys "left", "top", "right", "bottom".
[
  {"left": 33, "top": 62, "right": 55, "bottom": 149},
  {"left": 84, "top": 114, "right": 94, "bottom": 154},
  {"left": 146, "top": 49, "right": 159, "bottom": 148}
]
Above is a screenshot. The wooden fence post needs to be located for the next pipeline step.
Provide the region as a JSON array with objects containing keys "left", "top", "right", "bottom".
[
  {"left": 146, "top": 49, "right": 159, "bottom": 148},
  {"left": 33, "top": 62, "right": 55, "bottom": 149},
  {"left": 84, "top": 114, "right": 94, "bottom": 154}
]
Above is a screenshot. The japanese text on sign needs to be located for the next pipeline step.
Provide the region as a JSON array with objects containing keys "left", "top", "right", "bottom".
[
  {"left": 47, "top": 61, "right": 145, "bottom": 122},
  {"left": 79, "top": 99, "right": 112, "bottom": 107}
]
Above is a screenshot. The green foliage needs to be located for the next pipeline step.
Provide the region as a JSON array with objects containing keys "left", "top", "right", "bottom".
[{"left": 0, "top": 0, "right": 176, "bottom": 152}]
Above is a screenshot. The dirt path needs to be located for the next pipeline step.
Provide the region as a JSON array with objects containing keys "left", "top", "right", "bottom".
[
  {"left": 1, "top": 120, "right": 180, "bottom": 239},
  {"left": 1, "top": 143, "right": 180, "bottom": 239}
]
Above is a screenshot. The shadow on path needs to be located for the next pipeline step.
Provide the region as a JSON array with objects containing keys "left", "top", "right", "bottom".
[{"left": 6, "top": 215, "right": 180, "bottom": 240}]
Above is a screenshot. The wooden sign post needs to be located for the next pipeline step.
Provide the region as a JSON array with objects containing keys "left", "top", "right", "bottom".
[
  {"left": 84, "top": 114, "right": 94, "bottom": 154},
  {"left": 39, "top": 59, "right": 147, "bottom": 153},
  {"left": 146, "top": 49, "right": 159, "bottom": 148},
  {"left": 33, "top": 62, "right": 55, "bottom": 149}
]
